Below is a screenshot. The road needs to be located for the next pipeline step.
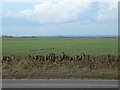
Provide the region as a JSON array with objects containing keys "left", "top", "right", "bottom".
[{"left": 2, "top": 79, "right": 119, "bottom": 88}]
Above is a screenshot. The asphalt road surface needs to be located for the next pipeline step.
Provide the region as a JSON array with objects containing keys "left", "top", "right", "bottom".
[{"left": 2, "top": 79, "right": 119, "bottom": 88}]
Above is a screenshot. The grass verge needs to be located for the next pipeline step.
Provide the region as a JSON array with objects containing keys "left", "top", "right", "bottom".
[{"left": 2, "top": 66, "right": 119, "bottom": 79}]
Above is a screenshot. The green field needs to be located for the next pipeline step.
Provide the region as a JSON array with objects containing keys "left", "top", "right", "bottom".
[
  {"left": 2, "top": 37, "right": 119, "bottom": 79},
  {"left": 2, "top": 38, "right": 118, "bottom": 56}
]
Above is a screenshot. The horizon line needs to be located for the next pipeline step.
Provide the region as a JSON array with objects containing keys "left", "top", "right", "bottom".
[{"left": 1, "top": 35, "right": 119, "bottom": 38}]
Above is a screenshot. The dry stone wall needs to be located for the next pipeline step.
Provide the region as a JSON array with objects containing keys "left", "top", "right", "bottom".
[{"left": 2, "top": 53, "right": 120, "bottom": 70}]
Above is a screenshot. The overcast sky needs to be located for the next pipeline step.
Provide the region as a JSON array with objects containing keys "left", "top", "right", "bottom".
[{"left": 2, "top": 0, "right": 118, "bottom": 36}]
